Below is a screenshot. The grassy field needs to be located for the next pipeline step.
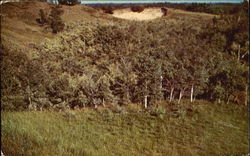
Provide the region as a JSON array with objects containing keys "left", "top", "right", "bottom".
[{"left": 1, "top": 100, "right": 249, "bottom": 156}]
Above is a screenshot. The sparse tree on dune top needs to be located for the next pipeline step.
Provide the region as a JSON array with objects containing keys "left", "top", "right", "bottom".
[
  {"left": 58, "top": 0, "right": 78, "bottom": 6},
  {"left": 49, "top": 5, "right": 65, "bottom": 33}
]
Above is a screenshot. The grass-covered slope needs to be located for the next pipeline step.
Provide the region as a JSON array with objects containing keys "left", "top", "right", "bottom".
[
  {"left": 1, "top": 1, "right": 214, "bottom": 51},
  {"left": 1, "top": 2, "right": 248, "bottom": 155},
  {"left": 1, "top": 101, "right": 248, "bottom": 156},
  {"left": 1, "top": 1, "right": 112, "bottom": 52}
]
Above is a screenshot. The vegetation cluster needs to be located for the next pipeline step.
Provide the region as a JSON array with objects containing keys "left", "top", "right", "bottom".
[
  {"left": 0, "top": 2, "right": 249, "bottom": 155},
  {"left": 101, "top": 5, "right": 115, "bottom": 14},
  {"left": 58, "top": 0, "right": 79, "bottom": 6},
  {"left": 130, "top": 5, "right": 145, "bottom": 13},
  {"left": 37, "top": 5, "right": 65, "bottom": 33},
  {"left": 1, "top": 1, "right": 249, "bottom": 111}
]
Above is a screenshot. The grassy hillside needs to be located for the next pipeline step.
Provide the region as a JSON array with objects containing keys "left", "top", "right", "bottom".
[
  {"left": 1, "top": 1, "right": 215, "bottom": 51},
  {"left": 1, "top": 1, "right": 113, "bottom": 53},
  {"left": 1, "top": 100, "right": 249, "bottom": 156},
  {"left": 1, "top": 1, "right": 248, "bottom": 156}
]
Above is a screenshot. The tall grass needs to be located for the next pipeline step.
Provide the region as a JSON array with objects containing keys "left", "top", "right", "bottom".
[{"left": 1, "top": 100, "right": 249, "bottom": 156}]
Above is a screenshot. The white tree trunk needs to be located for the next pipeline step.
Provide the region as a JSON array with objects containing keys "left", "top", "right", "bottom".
[
  {"left": 39, "top": 106, "right": 43, "bottom": 111},
  {"left": 94, "top": 98, "right": 98, "bottom": 108},
  {"left": 160, "top": 75, "right": 163, "bottom": 89},
  {"left": 191, "top": 85, "right": 194, "bottom": 103},
  {"left": 178, "top": 90, "right": 183, "bottom": 104},
  {"left": 28, "top": 97, "right": 32, "bottom": 106},
  {"left": 241, "top": 50, "right": 248, "bottom": 59},
  {"left": 102, "top": 98, "right": 105, "bottom": 107},
  {"left": 144, "top": 95, "right": 148, "bottom": 108},
  {"left": 170, "top": 87, "right": 174, "bottom": 102},
  {"left": 238, "top": 44, "right": 241, "bottom": 60}
]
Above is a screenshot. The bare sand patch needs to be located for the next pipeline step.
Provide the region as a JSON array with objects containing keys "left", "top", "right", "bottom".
[
  {"left": 112, "top": 7, "right": 216, "bottom": 21},
  {"left": 112, "top": 8, "right": 164, "bottom": 21}
]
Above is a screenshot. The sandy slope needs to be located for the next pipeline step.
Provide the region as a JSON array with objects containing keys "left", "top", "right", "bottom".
[
  {"left": 112, "top": 7, "right": 216, "bottom": 21},
  {"left": 112, "top": 8, "right": 164, "bottom": 21}
]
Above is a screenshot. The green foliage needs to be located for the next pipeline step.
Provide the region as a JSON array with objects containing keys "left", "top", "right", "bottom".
[
  {"left": 36, "top": 6, "right": 65, "bottom": 33},
  {"left": 208, "top": 57, "right": 248, "bottom": 103},
  {"left": 3, "top": 4, "right": 249, "bottom": 110},
  {"left": 49, "top": 6, "right": 65, "bottom": 33},
  {"left": 203, "top": 2, "right": 249, "bottom": 62},
  {"left": 37, "top": 9, "right": 49, "bottom": 25},
  {"left": 101, "top": 5, "right": 114, "bottom": 14},
  {"left": 186, "top": 3, "right": 212, "bottom": 13},
  {"left": 1, "top": 47, "right": 28, "bottom": 110},
  {"left": 161, "top": 7, "right": 168, "bottom": 16},
  {"left": 58, "top": 0, "right": 79, "bottom": 6},
  {"left": 131, "top": 5, "right": 145, "bottom": 13}
]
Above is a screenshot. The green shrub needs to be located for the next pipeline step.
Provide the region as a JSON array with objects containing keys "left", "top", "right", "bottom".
[
  {"left": 102, "top": 5, "right": 114, "bottom": 14},
  {"left": 37, "top": 9, "right": 49, "bottom": 25},
  {"left": 58, "top": 0, "right": 79, "bottom": 6},
  {"left": 233, "top": 91, "right": 247, "bottom": 105},
  {"left": 49, "top": 6, "right": 65, "bottom": 33},
  {"left": 1, "top": 95, "right": 26, "bottom": 111},
  {"left": 37, "top": 6, "right": 65, "bottom": 33},
  {"left": 161, "top": 7, "right": 168, "bottom": 16},
  {"left": 131, "top": 5, "right": 144, "bottom": 13}
]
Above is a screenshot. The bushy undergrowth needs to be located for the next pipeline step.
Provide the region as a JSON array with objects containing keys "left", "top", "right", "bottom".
[
  {"left": 1, "top": 101, "right": 248, "bottom": 156},
  {"left": 101, "top": 5, "right": 115, "bottom": 14},
  {"left": 1, "top": 2, "right": 248, "bottom": 111},
  {"left": 2, "top": 13, "right": 248, "bottom": 111},
  {"left": 37, "top": 5, "right": 65, "bottom": 33},
  {"left": 131, "top": 5, "right": 145, "bottom": 13},
  {"left": 59, "top": 0, "right": 79, "bottom": 6}
]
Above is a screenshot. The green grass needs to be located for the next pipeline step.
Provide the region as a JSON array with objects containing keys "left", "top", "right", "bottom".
[{"left": 1, "top": 100, "right": 249, "bottom": 156}]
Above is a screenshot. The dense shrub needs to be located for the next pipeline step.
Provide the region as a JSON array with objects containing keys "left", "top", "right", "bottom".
[
  {"left": 1, "top": 47, "right": 29, "bottom": 111},
  {"left": 49, "top": 6, "right": 64, "bottom": 33},
  {"left": 101, "top": 5, "right": 114, "bottom": 14},
  {"left": 37, "top": 6, "right": 65, "bottom": 33},
  {"left": 37, "top": 9, "right": 48, "bottom": 25},
  {"left": 3, "top": 1, "right": 248, "bottom": 110},
  {"left": 186, "top": 3, "right": 212, "bottom": 13},
  {"left": 161, "top": 7, "right": 168, "bottom": 16},
  {"left": 131, "top": 5, "right": 144, "bottom": 13},
  {"left": 58, "top": 0, "right": 79, "bottom": 6},
  {"left": 233, "top": 91, "right": 247, "bottom": 105}
]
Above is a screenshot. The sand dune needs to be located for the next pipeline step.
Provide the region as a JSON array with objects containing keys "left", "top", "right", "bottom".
[{"left": 112, "top": 8, "right": 164, "bottom": 21}]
